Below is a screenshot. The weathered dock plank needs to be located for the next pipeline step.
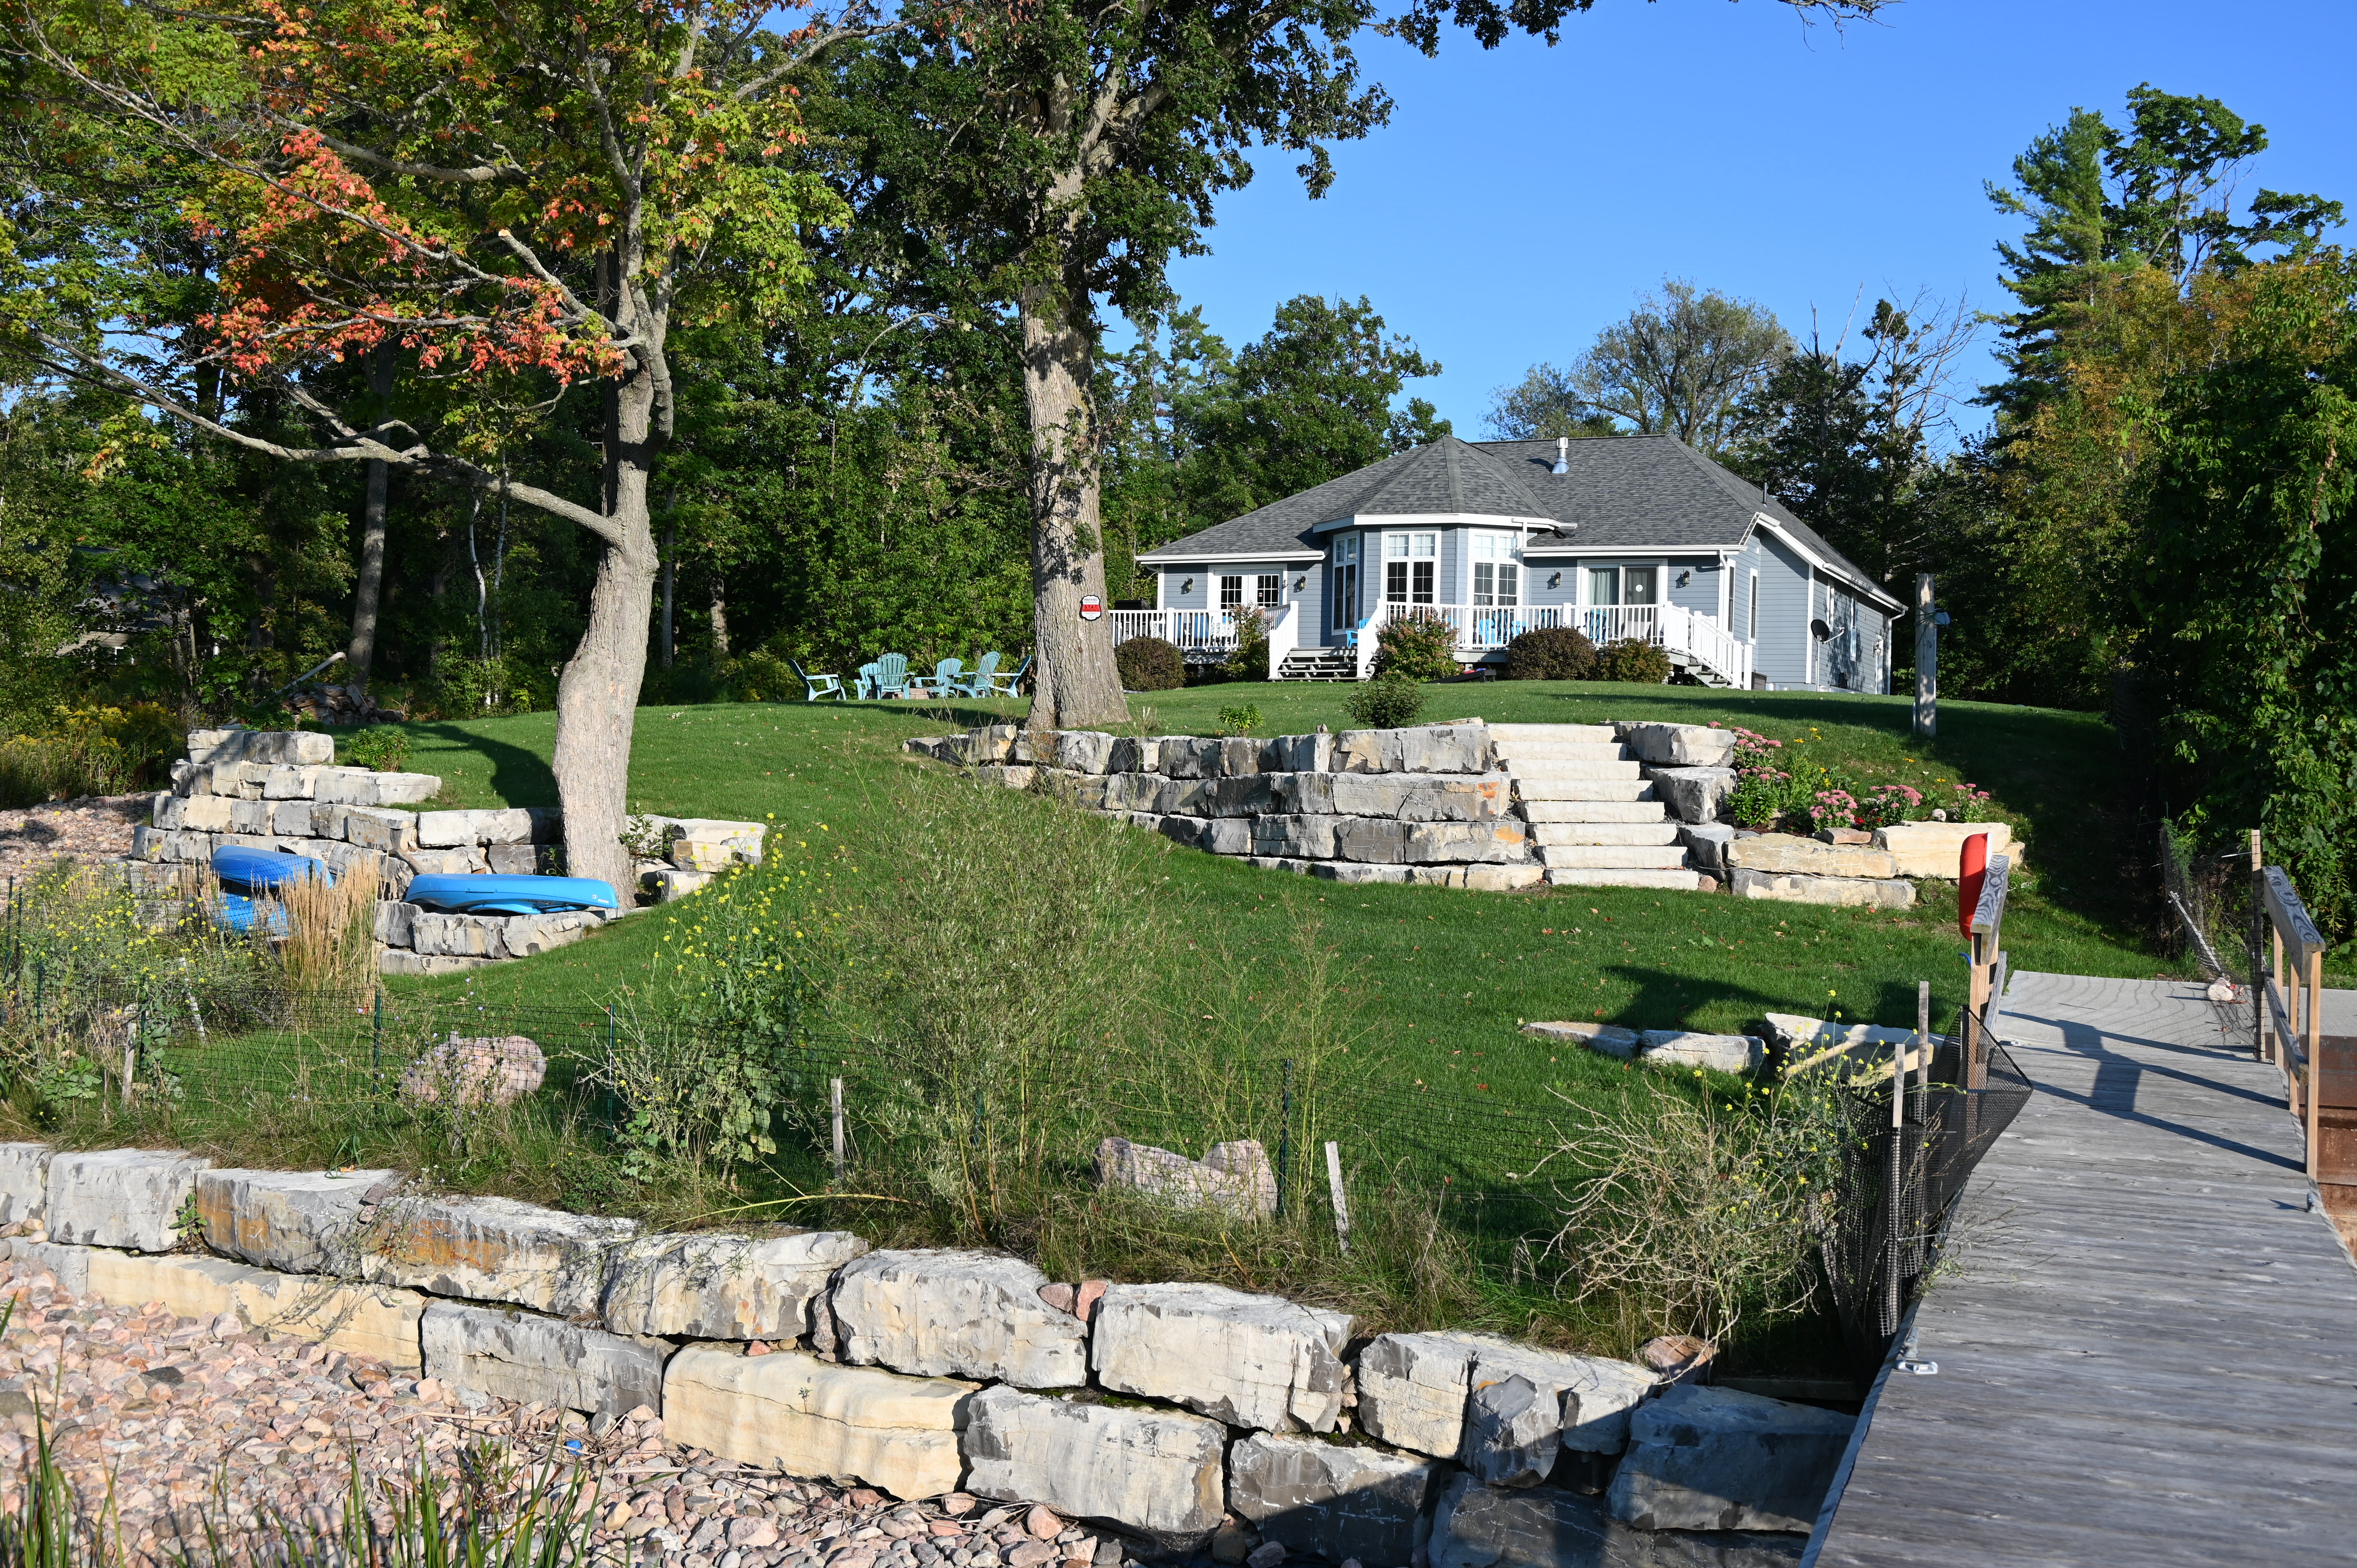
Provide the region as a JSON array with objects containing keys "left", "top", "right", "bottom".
[{"left": 1808, "top": 972, "right": 2357, "bottom": 1568}]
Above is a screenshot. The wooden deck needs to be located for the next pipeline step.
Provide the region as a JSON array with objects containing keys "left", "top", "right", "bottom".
[{"left": 1806, "top": 971, "right": 2357, "bottom": 1567}]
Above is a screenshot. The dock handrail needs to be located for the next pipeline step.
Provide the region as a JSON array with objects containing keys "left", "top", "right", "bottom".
[{"left": 2251, "top": 834, "right": 2329, "bottom": 1178}]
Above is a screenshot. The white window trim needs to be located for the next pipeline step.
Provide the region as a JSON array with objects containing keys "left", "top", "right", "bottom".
[{"left": 1747, "top": 570, "right": 1759, "bottom": 644}]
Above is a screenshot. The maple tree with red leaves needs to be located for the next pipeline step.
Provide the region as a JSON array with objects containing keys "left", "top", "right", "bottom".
[{"left": 0, "top": 0, "right": 891, "bottom": 892}]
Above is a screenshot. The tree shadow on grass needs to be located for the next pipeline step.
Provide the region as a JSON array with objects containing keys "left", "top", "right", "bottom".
[
  {"left": 411, "top": 722, "right": 560, "bottom": 807},
  {"left": 1602, "top": 964, "right": 1815, "bottom": 1038}
]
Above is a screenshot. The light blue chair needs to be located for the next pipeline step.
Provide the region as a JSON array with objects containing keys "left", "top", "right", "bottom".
[
  {"left": 854, "top": 661, "right": 882, "bottom": 700},
  {"left": 871, "top": 653, "right": 915, "bottom": 699},
  {"left": 790, "top": 656, "right": 844, "bottom": 702},
  {"left": 952, "top": 651, "right": 1003, "bottom": 698},
  {"left": 909, "top": 657, "right": 964, "bottom": 698},
  {"left": 979, "top": 653, "right": 1030, "bottom": 699}
]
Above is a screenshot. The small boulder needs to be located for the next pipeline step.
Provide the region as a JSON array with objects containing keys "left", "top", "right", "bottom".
[
  {"left": 1607, "top": 1384, "right": 1854, "bottom": 1534},
  {"left": 1518, "top": 1021, "right": 1641, "bottom": 1059},
  {"left": 1636, "top": 1032, "right": 1765, "bottom": 1074},
  {"left": 400, "top": 1033, "right": 546, "bottom": 1107},
  {"left": 1094, "top": 1137, "right": 1276, "bottom": 1219}
]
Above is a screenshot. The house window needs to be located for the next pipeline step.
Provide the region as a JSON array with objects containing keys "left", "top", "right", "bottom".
[
  {"left": 1623, "top": 566, "right": 1658, "bottom": 606},
  {"left": 1331, "top": 536, "right": 1359, "bottom": 630},
  {"left": 1496, "top": 563, "right": 1519, "bottom": 606},
  {"left": 1219, "top": 575, "right": 1243, "bottom": 610},
  {"left": 1413, "top": 533, "right": 1436, "bottom": 604},
  {"left": 1256, "top": 574, "right": 1282, "bottom": 608},
  {"left": 1472, "top": 535, "right": 1517, "bottom": 607},
  {"left": 1588, "top": 566, "right": 1620, "bottom": 605},
  {"left": 1473, "top": 563, "right": 1495, "bottom": 607}
]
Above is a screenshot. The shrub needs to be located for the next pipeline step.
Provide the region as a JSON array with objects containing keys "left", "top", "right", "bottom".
[
  {"left": 1225, "top": 609, "right": 1270, "bottom": 682},
  {"left": 1592, "top": 637, "right": 1672, "bottom": 683},
  {"left": 1117, "top": 636, "right": 1185, "bottom": 691},
  {"left": 1345, "top": 673, "right": 1426, "bottom": 729},
  {"left": 1215, "top": 704, "right": 1264, "bottom": 737},
  {"left": 1502, "top": 626, "right": 1596, "bottom": 680},
  {"left": 341, "top": 725, "right": 412, "bottom": 773},
  {"left": 1372, "top": 611, "right": 1460, "bottom": 680},
  {"left": 0, "top": 703, "right": 182, "bottom": 807}
]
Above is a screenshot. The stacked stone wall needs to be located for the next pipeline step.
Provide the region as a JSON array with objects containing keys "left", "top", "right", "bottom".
[
  {"left": 123, "top": 729, "right": 770, "bottom": 973},
  {"left": 0, "top": 1143, "right": 1839, "bottom": 1566}
]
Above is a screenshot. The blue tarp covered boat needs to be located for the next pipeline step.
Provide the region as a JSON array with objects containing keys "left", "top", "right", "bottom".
[
  {"left": 404, "top": 874, "right": 619, "bottom": 916},
  {"left": 213, "top": 844, "right": 332, "bottom": 892},
  {"left": 213, "top": 891, "right": 289, "bottom": 935}
]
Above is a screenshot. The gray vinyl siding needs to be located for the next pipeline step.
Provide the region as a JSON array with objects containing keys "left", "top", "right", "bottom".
[
  {"left": 1523, "top": 557, "right": 1578, "bottom": 607},
  {"left": 1441, "top": 530, "right": 1463, "bottom": 606},
  {"left": 1748, "top": 533, "right": 1815, "bottom": 689},
  {"left": 1161, "top": 567, "right": 1208, "bottom": 611},
  {"left": 1287, "top": 562, "right": 1328, "bottom": 652},
  {"left": 1667, "top": 557, "right": 1721, "bottom": 618}
]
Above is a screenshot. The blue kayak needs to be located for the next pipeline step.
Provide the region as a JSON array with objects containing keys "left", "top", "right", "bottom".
[
  {"left": 214, "top": 892, "right": 290, "bottom": 935},
  {"left": 405, "top": 873, "right": 619, "bottom": 916},
  {"left": 213, "top": 845, "right": 332, "bottom": 892}
]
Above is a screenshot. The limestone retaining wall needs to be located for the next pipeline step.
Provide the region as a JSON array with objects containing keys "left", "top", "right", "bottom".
[
  {"left": 123, "top": 729, "right": 769, "bottom": 973},
  {"left": 0, "top": 1143, "right": 1831, "bottom": 1566}
]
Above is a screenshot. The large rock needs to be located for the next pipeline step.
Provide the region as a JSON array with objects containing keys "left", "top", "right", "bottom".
[
  {"left": 1724, "top": 834, "right": 1897, "bottom": 879},
  {"left": 46, "top": 1150, "right": 210, "bottom": 1253},
  {"left": 1094, "top": 1138, "right": 1276, "bottom": 1219},
  {"left": 1762, "top": 1015, "right": 1920, "bottom": 1070},
  {"left": 831, "top": 1250, "right": 1088, "bottom": 1387},
  {"left": 1647, "top": 768, "right": 1736, "bottom": 825},
  {"left": 421, "top": 1302, "right": 664, "bottom": 1419},
  {"left": 665, "top": 1345, "right": 974, "bottom": 1501},
  {"left": 192, "top": 729, "right": 337, "bottom": 768},
  {"left": 1265, "top": 731, "right": 1334, "bottom": 773},
  {"left": 83, "top": 1250, "right": 426, "bottom": 1370},
  {"left": 1869, "top": 820, "right": 2014, "bottom": 879},
  {"left": 665, "top": 818, "right": 767, "bottom": 872},
  {"left": 1250, "top": 815, "right": 1342, "bottom": 860},
  {"left": 601, "top": 1229, "right": 869, "bottom": 1340},
  {"left": 1356, "top": 1333, "right": 1657, "bottom": 1466},
  {"left": 197, "top": 1167, "right": 399, "bottom": 1273},
  {"left": 1093, "top": 1282, "right": 1352, "bottom": 1433},
  {"left": 963, "top": 1385, "right": 1226, "bottom": 1540},
  {"left": 408, "top": 912, "right": 509, "bottom": 959},
  {"left": 364, "top": 1195, "right": 635, "bottom": 1317},
  {"left": 1401, "top": 821, "right": 1529, "bottom": 863},
  {"left": 1607, "top": 1386, "right": 1854, "bottom": 1534},
  {"left": 1677, "top": 823, "right": 1736, "bottom": 872},
  {"left": 415, "top": 808, "right": 537, "bottom": 848},
  {"left": 1727, "top": 870, "right": 1915, "bottom": 910},
  {"left": 1432, "top": 1474, "right": 1802, "bottom": 1568},
  {"left": 1636, "top": 1032, "right": 1766, "bottom": 1075},
  {"left": 1312, "top": 773, "right": 1509, "bottom": 822},
  {"left": 1621, "top": 725, "right": 1737, "bottom": 769},
  {"left": 1228, "top": 1433, "right": 1445, "bottom": 1566},
  {"left": 0, "top": 1144, "right": 50, "bottom": 1227},
  {"left": 1333, "top": 725, "right": 1489, "bottom": 775},
  {"left": 399, "top": 1033, "right": 546, "bottom": 1104}
]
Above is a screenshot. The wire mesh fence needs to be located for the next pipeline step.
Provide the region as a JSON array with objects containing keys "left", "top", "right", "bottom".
[{"left": 1818, "top": 1037, "right": 2033, "bottom": 1377}]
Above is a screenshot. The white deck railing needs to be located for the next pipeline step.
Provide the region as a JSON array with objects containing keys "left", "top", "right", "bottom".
[{"left": 1114, "top": 601, "right": 1751, "bottom": 687}]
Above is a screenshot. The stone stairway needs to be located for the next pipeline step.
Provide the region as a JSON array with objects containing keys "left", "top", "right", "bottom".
[
  {"left": 1488, "top": 723, "right": 1705, "bottom": 890},
  {"left": 1273, "top": 648, "right": 1359, "bottom": 682}
]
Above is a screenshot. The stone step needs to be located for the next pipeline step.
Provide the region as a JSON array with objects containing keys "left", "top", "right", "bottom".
[
  {"left": 1491, "top": 742, "right": 1630, "bottom": 763},
  {"left": 1487, "top": 723, "right": 1619, "bottom": 743},
  {"left": 1503, "top": 759, "right": 1643, "bottom": 780},
  {"left": 1513, "top": 780, "right": 1655, "bottom": 802},
  {"left": 1543, "top": 868, "right": 1708, "bottom": 890},
  {"left": 1528, "top": 823, "right": 1683, "bottom": 847},
  {"left": 1535, "top": 845, "right": 1692, "bottom": 870},
  {"left": 1519, "top": 800, "right": 1670, "bottom": 823}
]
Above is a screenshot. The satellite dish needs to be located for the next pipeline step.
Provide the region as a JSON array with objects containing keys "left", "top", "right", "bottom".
[{"left": 1810, "top": 618, "right": 1832, "bottom": 641}]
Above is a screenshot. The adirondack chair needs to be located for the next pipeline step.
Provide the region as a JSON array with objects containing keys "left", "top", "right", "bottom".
[
  {"left": 978, "top": 653, "right": 1030, "bottom": 699},
  {"left": 908, "top": 657, "right": 964, "bottom": 697},
  {"left": 853, "top": 661, "right": 882, "bottom": 700},
  {"left": 952, "top": 651, "right": 1002, "bottom": 697},
  {"left": 871, "top": 653, "right": 915, "bottom": 698},
  {"left": 790, "top": 656, "right": 845, "bottom": 702}
]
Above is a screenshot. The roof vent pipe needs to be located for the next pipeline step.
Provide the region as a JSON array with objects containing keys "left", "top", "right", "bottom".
[{"left": 1553, "top": 436, "right": 1570, "bottom": 476}]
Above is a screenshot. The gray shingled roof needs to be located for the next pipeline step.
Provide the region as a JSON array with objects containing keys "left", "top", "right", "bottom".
[{"left": 1135, "top": 433, "right": 1896, "bottom": 605}]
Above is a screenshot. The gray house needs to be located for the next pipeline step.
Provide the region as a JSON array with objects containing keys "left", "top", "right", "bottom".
[{"left": 1125, "top": 434, "right": 1904, "bottom": 690}]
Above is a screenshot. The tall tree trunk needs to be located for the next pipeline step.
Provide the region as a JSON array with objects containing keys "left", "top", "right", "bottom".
[
  {"left": 345, "top": 349, "right": 395, "bottom": 691},
  {"left": 553, "top": 251, "right": 659, "bottom": 897},
  {"left": 1019, "top": 274, "right": 1129, "bottom": 730},
  {"left": 708, "top": 569, "right": 729, "bottom": 659},
  {"left": 553, "top": 365, "right": 659, "bottom": 897}
]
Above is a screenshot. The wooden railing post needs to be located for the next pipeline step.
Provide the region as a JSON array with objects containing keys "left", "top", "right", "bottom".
[{"left": 2308, "top": 947, "right": 2325, "bottom": 1180}]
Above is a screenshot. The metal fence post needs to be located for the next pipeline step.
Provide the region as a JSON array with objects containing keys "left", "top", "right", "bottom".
[
  {"left": 372, "top": 988, "right": 383, "bottom": 1072},
  {"left": 1276, "top": 1058, "right": 1293, "bottom": 1220},
  {"left": 832, "top": 1077, "right": 846, "bottom": 1181},
  {"left": 604, "top": 1005, "right": 618, "bottom": 1131}
]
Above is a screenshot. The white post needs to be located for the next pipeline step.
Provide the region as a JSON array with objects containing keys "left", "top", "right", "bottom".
[
  {"left": 1913, "top": 573, "right": 1938, "bottom": 739},
  {"left": 1324, "top": 1141, "right": 1350, "bottom": 1254},
  {"left": 831, "top": 1077, "right": 845, "bottom": 1180},
  {"left": 1267, "top": 600, "right": 1298, "bottom": 673}
]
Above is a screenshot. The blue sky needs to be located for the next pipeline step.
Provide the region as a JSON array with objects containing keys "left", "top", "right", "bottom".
[{"left": 1153, "top": 0, "right": 2357, "bottom": 445}]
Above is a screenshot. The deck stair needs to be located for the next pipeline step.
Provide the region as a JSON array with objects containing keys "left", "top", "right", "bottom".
[
  {"left": 1273, "top": 648, "right": 1359, "bottom": 682},
  {"left": 1488, "top": 724, "right": 1703, "bottom": 890}
]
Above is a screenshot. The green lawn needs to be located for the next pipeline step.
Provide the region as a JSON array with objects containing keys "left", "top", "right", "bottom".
[{"left": 386, "top": 681, "right": 2167, "bottom": 1118}]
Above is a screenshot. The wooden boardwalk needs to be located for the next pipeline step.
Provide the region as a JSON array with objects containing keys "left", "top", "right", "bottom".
[{"left": 1807, "top": 971, "right": 2357, "bottom": 1567}]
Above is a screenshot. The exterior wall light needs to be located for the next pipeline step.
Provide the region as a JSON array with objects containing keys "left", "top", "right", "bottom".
[
  {"left": 1547, "top": 572, "right": 1562, "bottom": 589},
  {"left": 1181, "top": 577, "right": 1194, "bottom": 594},
  {"left": 1293, "top": 575, "right": 1307, "bottom": 591}
]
